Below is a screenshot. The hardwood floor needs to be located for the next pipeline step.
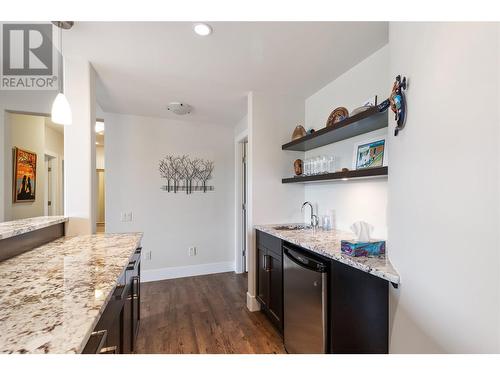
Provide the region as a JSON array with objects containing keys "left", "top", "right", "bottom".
[{"left": 135, "top": 272, "right": 286, "bottom": 354}]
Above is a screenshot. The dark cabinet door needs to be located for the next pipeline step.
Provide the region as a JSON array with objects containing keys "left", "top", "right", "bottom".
[
  {"left": 83, "top": 247, "right": 142, "bottom": 354},
  {"left": 123, "top": 256, "right": 137, "bottom": 353},
  {"left": 330, "top": 260, "right": 389, "bottom": 354},
  {"left": 122, "top": 284, "right": 133, "bottom": 354},
  {"left": 256, "top": 230, "right": 283, "bottom": 334},
  {"left": 127, "top": 248, "right": 141, "bottom": 352},
  {"left": 83, "top": 283, "right": 126, "bottom": 354},
  {"left": 257, "top": 246, "right": 269, "bottom": 306},
  {"left": 267, "top": 252, "right": 283, "bottom": 331},
  {"left": 131, "top": 272, "right": 140, "bottom": 350}
]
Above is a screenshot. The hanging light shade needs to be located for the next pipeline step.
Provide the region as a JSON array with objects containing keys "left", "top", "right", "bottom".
[
  {"left": 51, "top": 21, "right": 73, "bottom": 125},
  {"left": 51, "top": 92, "right": 72, "bottom": 125}
]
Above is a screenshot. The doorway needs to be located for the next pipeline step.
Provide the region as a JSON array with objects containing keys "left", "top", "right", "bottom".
[
  {"left": 4, "top": 111, "right": 65, "bottom": 221},
  {"left": 234, "top": 129, "right": 249, "bottom": 274},
  {"left": 96, "top": 169, "right": 105, "bottom": 233},
  {"left": 96, "top": 120, "right": 105, "bottom": 233},
  {"left": 241, "top": 141, "right": 248, "bottom": 272},
  {"left": 44, "top": 155, "right": 55, "bottom": 216}
]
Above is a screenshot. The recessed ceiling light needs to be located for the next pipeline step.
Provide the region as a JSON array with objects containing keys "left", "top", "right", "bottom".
[{"left": 193, "top": 23, "right": 212, "bottom": 36}]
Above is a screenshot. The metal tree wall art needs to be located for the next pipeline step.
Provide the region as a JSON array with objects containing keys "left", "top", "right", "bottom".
[{"left": 159, "top": 155, "right": 214, "bottom": 194}]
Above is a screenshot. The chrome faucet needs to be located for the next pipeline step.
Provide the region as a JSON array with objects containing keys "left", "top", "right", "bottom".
[{"left": 301, "top": 201, "right": 319, "bottom": 229}]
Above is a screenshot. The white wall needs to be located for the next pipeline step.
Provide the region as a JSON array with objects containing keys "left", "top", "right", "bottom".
[
  {"left": 246, "top": 91, "right": 305, "bottom": 310},
  {"left": 105, "top": 113, "right": 235, "bottom": 278},
  {"left": 304, "top": 45, "right": 389, "bottom": 238},
  {"left": 64, "top": 58, "right": 97, "bottom": 235},
  {"left": 388, "top": 22, "right": 500, "bottom": 353},
  {"left": 234, "top": 115, "right": 248, "bottom": 136}
]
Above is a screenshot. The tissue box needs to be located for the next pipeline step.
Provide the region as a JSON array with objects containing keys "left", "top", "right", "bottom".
[{"left": 341, "top": 240, "right": 386, "bottom": 257}]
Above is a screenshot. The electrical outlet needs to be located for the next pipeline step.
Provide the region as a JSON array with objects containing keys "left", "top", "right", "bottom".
[
  {"left": 188, "top": 246, "right": 197, "bottom": 256},
  {"left": 120, "top": 212, "right": 127, "bottom": 222}
]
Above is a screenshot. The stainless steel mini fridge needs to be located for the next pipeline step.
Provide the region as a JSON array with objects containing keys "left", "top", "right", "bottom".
[{"left": 283, "top": 244, "right": 328, "bottom": 354}]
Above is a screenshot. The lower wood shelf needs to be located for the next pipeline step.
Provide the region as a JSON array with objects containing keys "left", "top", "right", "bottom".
[{"left": 282, "top": 166, "right": 388, "bottom": 183}]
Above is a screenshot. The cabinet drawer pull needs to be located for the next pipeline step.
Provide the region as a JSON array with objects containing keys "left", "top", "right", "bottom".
[
  {"left": 132, "top": 275, "right": 140, "bottom": 295},
  {"left": 264, "top": 255, "right": 272, "bottom": 272},
  {"left": 113, "top": 284, "right": 127, "bottom": 301},
  {"left": 99, "top": 345, "right": 117, "bottom": 354}
]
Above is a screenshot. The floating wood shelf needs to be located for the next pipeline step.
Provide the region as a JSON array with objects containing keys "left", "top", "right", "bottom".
[
  {"left": 282, "top": 166, "right": 388, "bottom": 184},
  {"left": 282, "top": 106, "right": 389, "bottom": 152}
]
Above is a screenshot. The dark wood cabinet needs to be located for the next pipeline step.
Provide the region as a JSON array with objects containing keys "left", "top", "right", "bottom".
[
  {"left": 256, "top": 230, "right": 389, "bottom": 353},
  {"left": 257, "top": 246, "right": 269, "bottom": 305},
  {"left": 267, "top": 253, "right": 282, "bottom": 327},
  {"left": 256, "top": 230, "right": 283, "bottom": 333},
  {"left": 83, "top": 247, "right": 141, "bottom": 354},
  {"left": 329, "top": 260, "right": 388, "bottom": 354}
]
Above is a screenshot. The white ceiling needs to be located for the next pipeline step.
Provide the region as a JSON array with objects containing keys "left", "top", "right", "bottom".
[{"left": 64, "top": 22, "right": 388, "bottom": 127}]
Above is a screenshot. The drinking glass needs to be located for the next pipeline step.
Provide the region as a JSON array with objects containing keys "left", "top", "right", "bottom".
[{"left": 328, "top": 156, "right": 336, "bottom": 173}]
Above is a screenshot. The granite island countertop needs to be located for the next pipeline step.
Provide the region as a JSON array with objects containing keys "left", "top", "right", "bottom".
[
  {"left": 255, "top": 224, "right": 399, "bottom": 284},
  {"left": 0, "top": 216, "right": 68, "bottom": 240},
  {"left": 0, "top": 232, "right": 143, "bottom": 354}
]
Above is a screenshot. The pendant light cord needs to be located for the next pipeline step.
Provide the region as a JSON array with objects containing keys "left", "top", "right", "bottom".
[{"left": 59, "top": 25, "right": 64, "bottom": 95}]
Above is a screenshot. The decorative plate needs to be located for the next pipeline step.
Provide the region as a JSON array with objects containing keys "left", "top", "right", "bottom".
[{"left": 326, "top": 107, "right": 349, "bottom": 127}]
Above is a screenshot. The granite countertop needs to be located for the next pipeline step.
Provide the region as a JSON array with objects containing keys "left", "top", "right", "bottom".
[
  {"left": 0, "top": 232, "right": 143, "bottom": 354},
  {"left": 0, "top": 216, "right": 68, "bottom": 240},
  {"left": 255, "top": 224, "right": 400, "bottom": 284}
]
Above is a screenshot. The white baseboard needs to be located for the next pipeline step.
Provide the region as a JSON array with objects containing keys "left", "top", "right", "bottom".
[
  {"left": 246, "top": 292, "right": 261, "bottom": 312},
  {"left": 142, "top": 261, "right": 235, "bottom": 282}
]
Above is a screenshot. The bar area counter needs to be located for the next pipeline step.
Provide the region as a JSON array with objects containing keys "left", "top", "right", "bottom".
[{"left": 0, "top": 233, "right": 143, "bottom": 353}]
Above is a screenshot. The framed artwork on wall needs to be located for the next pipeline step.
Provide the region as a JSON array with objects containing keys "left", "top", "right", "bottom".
[
  {"left": 352, "top": 137, "right": 387, "bottom": 170},
  {"left": 13, "top": 147, "right": 37, "bottom": 203}
]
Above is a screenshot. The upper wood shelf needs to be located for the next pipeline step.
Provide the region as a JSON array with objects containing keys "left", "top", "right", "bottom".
[
  {"left": 282, "top": 166, "right": 388, "bottom": 184},
  {"left": 282, "top": 106, "right": 389, "bottom": 152}
]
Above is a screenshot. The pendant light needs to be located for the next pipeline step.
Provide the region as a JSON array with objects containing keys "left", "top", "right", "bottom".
[{"left": 51, "top": 22, "right": 74, "bottom": 125}]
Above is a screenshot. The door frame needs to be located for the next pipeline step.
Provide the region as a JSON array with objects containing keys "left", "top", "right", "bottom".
[
  {"left": 44, "top": 150, "right": 62, "bottom": 216},
  {"left": 234, "top": 129, "right": 248, "bottom": 274}
]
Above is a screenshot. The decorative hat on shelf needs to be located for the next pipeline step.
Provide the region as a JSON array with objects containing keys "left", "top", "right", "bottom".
[{"left": 291, "top": 125, "right": 306, "bottom": 141}]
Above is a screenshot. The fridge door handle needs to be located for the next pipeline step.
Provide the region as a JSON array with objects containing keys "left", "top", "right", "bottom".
[{"left": 284, "top": 246, "right": 324, "bottom": 272}]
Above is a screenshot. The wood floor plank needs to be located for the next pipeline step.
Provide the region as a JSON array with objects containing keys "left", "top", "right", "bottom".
[{"left": 135, "top": 272, "right": 286, "bottom": 354}]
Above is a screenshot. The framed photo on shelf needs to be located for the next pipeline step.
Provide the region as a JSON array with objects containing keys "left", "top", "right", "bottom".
[
  {"left": 352, "top": 137, "right": 387, "bottom": 170},
  {"left": 12, "top": 147, "right": 37, "bottom": 203}
]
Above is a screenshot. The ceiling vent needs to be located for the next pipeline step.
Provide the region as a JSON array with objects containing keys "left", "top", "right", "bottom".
[{"left": 167, "top": 102, "right": 192, "bottom": 115}]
